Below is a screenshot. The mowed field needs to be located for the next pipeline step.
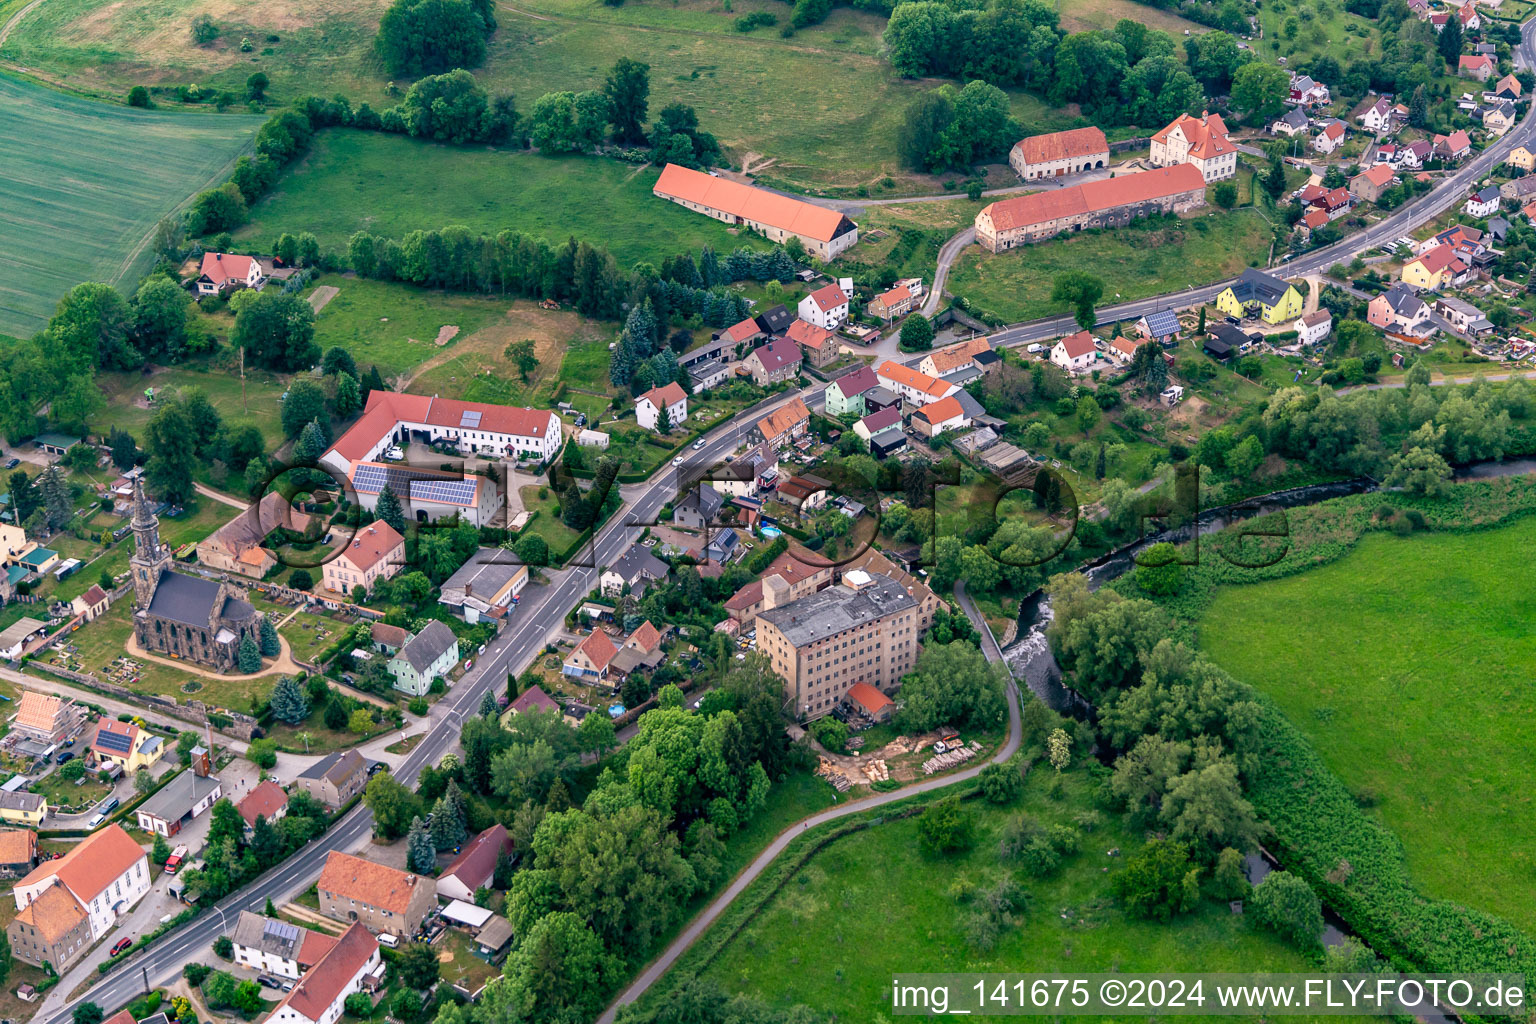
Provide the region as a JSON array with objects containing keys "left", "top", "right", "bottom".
[
  {"left": 1198, "top": 518, "right": 1536, "bottom": 936},
  {"left": 947, "top": 208, "right": 1272, "bottom": 323},
  {"left": 2, "top": 0, "right": 1091, "bottom": 192},
  {"left": 235, "top": 130, "right": 769, "bottom": 265},
  {"left": 0, "top": 73, "right": 263, "bottom": 336}
]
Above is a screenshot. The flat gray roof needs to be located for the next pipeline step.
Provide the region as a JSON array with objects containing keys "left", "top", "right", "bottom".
[{"left": 758, "top": 573, "right": 916, "bottom": 647}]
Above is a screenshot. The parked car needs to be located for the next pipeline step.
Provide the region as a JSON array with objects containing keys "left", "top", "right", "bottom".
[
  {"left": 110, "top": 938, "right": 132, "bottom": 956},
  {"left": 256, "top": 975, "right": 281, "bottom": 990},
  {"left": 56, "top": 752, "right": 73, "bottom": 764},
  {"left": 3, "top": 458, "right": 17, "bottom": 469},
  {"left": 692, "top": 438, "right": 707, "bottom": 450}
]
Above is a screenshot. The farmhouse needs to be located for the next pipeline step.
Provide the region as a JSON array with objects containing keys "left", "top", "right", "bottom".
[
  {"left": 320, "top": 392, "right": 562, "bottom": 479},
  {"left": 1313, "top": 119, "right": 1346, "bottom": 154},
  {"left": 974, "top": 165, "right": 1207, "bottom": 252},
  {"left": 195, "top": 252, "right": 263, "bottom": 295},
  {"left": 1459, "top": 55, "right": 1496, "bottom": 81},
  {"left": 1149, "top": 112, "right": 1236, "bottom": 181},
  {"left": 636, "top": 382, "right": 689, "bottom": 433},
  {"left": 918, "top": 336, "right": 995, "bottom": 378},
  {"left": 318, "top": 850, "right": 436, "bottom": 936},
  {"left": 13, "top": 825, "right": 148, "bottom": 944},
  {"left": 853, "top": 407, "right": 907, "bottom": 458},
  {"left": 717, "top": 318, "right": 764, "bottom": 349},
  {"left": 1009, "top": 126, "right": 1109, "bottom": 180},
  {"left": 196, "top": 491, "right": 312, "bottom": 579},
  {"left": 236, "top": 780, "right": 289, "bottom": 834},
  {"left": 910, "top": 395, "right": 969, "bottom": 438},
  {"left": 652, "top": 163, "right": 858, "bottom": 260},
  {"left": 1434, "top": 130, "right": 1473, "bottom": 161},
  {"left": 435, "top": 825, "right": 513, "bottom": 904},
  {"left": 1272, "top": 106, "right": 1310, "bottom": 137},
  {"left": 1353, "top": 95, "right": 1393, "bottom": 132},
  {"left": 231, "top": 911, "right": 335, "bottom": 980}
]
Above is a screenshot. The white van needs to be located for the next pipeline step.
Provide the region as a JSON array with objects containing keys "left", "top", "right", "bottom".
[
  {"left": 1026, "top": 343, "right": 1044, "bottom": 355},
  {"left": 378, "top": 933, "right": 400, "bottom": 948}
]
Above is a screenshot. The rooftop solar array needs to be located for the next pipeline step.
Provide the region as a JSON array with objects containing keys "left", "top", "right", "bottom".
[
  {"left": 460, "top": 410, "right": 482, "bottom": 428},
  {"left": 264, "top": 919, "right": 299, "bottom": 942},
  {"left": 350, "top": 462, "right": 392, "bottom": 495},
  {"left": 95, "top": 727, "right": 133, "bottom": 754},
  {"left": 410, "top": 478, "right": 478, "bottom": 506}
]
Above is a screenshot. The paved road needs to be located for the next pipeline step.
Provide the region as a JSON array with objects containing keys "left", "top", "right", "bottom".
[
  {"left": 37, "top": 385, "right": 830, "bottom": 1024},
  {"left": 596, "top": 582, "right": 1022, "bottom": 1023}
]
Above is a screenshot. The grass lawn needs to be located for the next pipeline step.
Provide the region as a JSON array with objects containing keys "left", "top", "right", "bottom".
[
  {"left": 276, "top": 609, "right": 342, "bottom": 665},
  {"left": 434, "top": 929, "right": 500, "bottom": 994},
  {"left": 236, "top": 130, "right": 770, "bottom": 264},
  {"left": 30, "top": 769, "right": 113, "bottom": 813},
  {"left": 92, "top": 351, "right": 290, "bottom": 452},
  {"left": 1197, "top": 517, "right": 1536, "bottom": 936},
  {"left": 0, "top": 74, "right": 263, "bottom": 336},
  {"left": 1057, "top": 0, "right": 1210, "bottom": 33},
  {"left": 948, "top": 209, "right": 1273, "bottom": 324},
  {"left": 684, "top": 767, "right": 1361, "bottom": 1020}
]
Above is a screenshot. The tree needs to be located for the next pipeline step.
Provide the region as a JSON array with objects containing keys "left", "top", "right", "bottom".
[
  {"left": 237, "top": 635, "right": 261, "bottom": 673},
  {"left": 577, "top": 711, "right": 616, "bottom": 756},
  {"left": 247, "top": 738, "right": 278, "bottom": 770},
  {"left": 74, "top": 1004, "right": 104, "bottom": 1024},
  {"left": 479, "top": 689, "right": 500, "bottom": 719},
  {"left": 515, "top": 533, "right": 548, "bottom": 567},
  {"left": 505, "top": 339, "right": 538, "bottom": 382},
  {"left": 1438, "top": 14, "right": 1462, "bottom": 65},
  {"left": 109, "top": 427, "right": 138, "bottom": 471},
  {"left": 187, "top": 182, "right": 248, "bottom": 236},
  {"left": 1075, "top": 394, "right": 1100, "bottom": 432},
  {"left": 1134, "top": 541, "right": 1184, "bottom": 595},
  {"left": 324, "top": 695, "right": 349, "bottom": 731},
  {"left": 1213, "top": 181, "right": 1238, "bottom": 209},
  {"left": 127, "top": 85, "right": 151, "bottom": 107},
  {"left": 375, "top": 485, "right": 406, "bottom": 532},
  {"left": 365, "top": 773, "right": 424, "bottom": 839},
  {"left": 1111, "top": 839, "right": 1200, "bottom": 921},
  {"left": 1160, "top": 759, "right": 1261, "bottom": 857},
  {"left": 290, "top": 568, "right": 313, "bottom": 591},
  {"left": 497, "top": 912, "right": 617, "bottom": 1023},
  {"left": 917, "top": 796, "right": 975, "bottom": 855},
  {"left": 407, "top": 816, "right": 436, "bottom": 873},
  {"left": 259, "top": 616, "right": 281, "bottom": 657},
  {"left": 234, "top": 291, "right": 317, "bottom": 372},
  {"left": 1263, "top": 157, "right": 1288, "bottom": 201},
  {"left": 1047, "top": 728, "right": 1071, "bottom": 771},
  {"left": 979, "top": 760, "right": 1024, "bottom": 804},
  {"left": 348, "top": 708, "right": 373, "bottom": 734},
  {"left": 1212, "top": 846, "right": 1251, "bottom": 901},
  {"left": 213, "top": 935, "right": 234, "bottom": 959},
  {"left": 603, "top": 58, "right": 650, "bottom": 143},
  {"left": 246, "top": 71, "right": 269, "bottom": 100},
  {"left": 1051, "top": 272, "right": 1103, "bottom": 331},
  {"left": 60, "top": 759, "right": 87, "bottom": 781},
  {"left": 375, "top": 0, "right": 490, "bottom": 77},
  {"left": 528, "top": 90, "right": 611, "bottom": 154},
  {"left": 152, "top": 833, "right": 172, "bottom": 864},
  {"left": 900, "top": 313, "right": 934, "bottom": 351},
  {"left": 46, "top": 281, "right": 137, "bottom": 372},
  {"left": 397, "top": 941, "right": 441, "bottom": 989},
  {"left": 895, "top": 642, "right": 1009, "bottom": 733},
  {"left": 897, "top": 90, "right": 955, "bottom": 172},
  {"left": 268, "top": 675, "right": 310, "bottom": 724},
  {"left": 132, "top": 276, "right": 191, "bottom": 362},
  {"left": 38, "top": 465, "right": 70, "bottom": 531},
  {"left": 334, "top": 372, "right": 362, "bottom": 417},
  {"left": 279, "top": 379, "right": 327, "bottom": 442},
  {"left": 1249, "top": 871, "right": 1324, "bottom": 948},
  {"left": 1231, "top": 61, "right": 1291, "bottom": 121},
  {"left": 135, "top": 768, "right": 156, "bottom": 793}
]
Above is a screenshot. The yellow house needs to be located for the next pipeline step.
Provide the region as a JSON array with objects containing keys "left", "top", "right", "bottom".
[
  {"left": 1509, "top": 146, "right": 1536, "bottom": 172},
  {"left": 1401, "top": 245, "right": 1470, "bottom": 292},
  {"left": 0, "top": 524, "right": 28, "bottom": 564},
  {"left": 1214, "top": 269, "right": 1304, "bottom": 325},
  {"left": 90, "top": 720, "right": 164, "bottom": 773},
  {"left": 0, "top": 792, "right": 47, "bottom": 826}
]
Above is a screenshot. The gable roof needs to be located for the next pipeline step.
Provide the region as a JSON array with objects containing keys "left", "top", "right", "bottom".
[
  {"left": 198, "top": 252, "right": 258, "bottom": 287},
  {"left": 1110, "top": 335, "right": 1146, "bottom": 357},
  {"left": 327, "top": 392, "right": 557, "bottom": 464},
  {"left": 750, "top": 338, "right": 803, "bottom": 374},
  {"left": 720, "top": 318, "right": 762, "bottom": 344},
  {"left": 1354, "top": 163, "right": 1396, "bottom": 188},
  {"left": 607, "top": 544, "right": 670, "bottom": 584},
  {"left": 79, "top": 584, "right": 108, "bottom": 607},
  {"left": 1055, "top": 330, "right": 1097, "bottom": 358},
  {"left": 830, "top": 364, "right": 879, "bottom": 399},
  {"left": 19, "top": 823, "right": 143, "bottom": 902},
  {"left": 1302, "top": 209, "right": 1330, "bottom": 229},
  {"left": 785, "top": 318, "right": 835, "bottom": 351},
  {"left": 14, "top": 691, "right": 68, "bottom": 734},
  {"left": 509, "top": 685, "right": 558, "bottom": 715},
  {"left": 1276, "top": 107, "right": 1309, "bottom": 129},
  {"left": 1460, "top": 54, "right": 1496, "bottom": 72},
  {"left": 626, "top": 620, "right": 663, "bottom": 653},
  {"left": 1226, "top": 268, "right": 1296, "bottom": 305},
  {"left": 1321, "top": 120, "right": 1346, "bottom": 140},
  {"left": 638, "top": 382, "right": 687, "bottom": 410},
  {"left": 1411, "top": 243, "right": 1468, "bottom": 275},
  {"left": 1378, "top": 283, "right": 1427, "bottom": 315},
  {"left": 237, "top": 780, "right": 290, "bottom": 826},
  {"left": 298, "top": 748, "right": 368, "bottom": 786},
  {"left": 371, "top": 622, "right": 409, "bottom": 649},
  {"left": 274, "top": 923, "right": 378, "bottom": 1024},
  {"left": 858, "top": 405, "right": 903, "bottom": 435},
  {"left": 805, "top": 283, "right": 848, "bottom": 312},
  {"left": 440, "top": 824, "right": 512, "bottom": 892},
  {"left": 1300, "top": 310, "right": 1332, "bottom": 327},
  {"left": 913, "top": 395, "right": 966, "bottom": 426},
  {"left": 317, "top": 851, "right": 426, "bottom": 913},
  {"left": 873, "top": 283, "right": 911, "bottom": 308},
  {"left": 676, "top": 482, "right": 724, "bottom": 521},
  {"left": 876, "top": 360, "right": 953, "bottom": 399},
  {"left": 338, "top": 521, "right": 404, "bottom": 573},
  {"left": 1474, "top": 185, "right": 1503, "bottom": 203},
  {"left": 1013, "top": 126, "right": 1108, "bottom": 165},
  {"left": 758, "top": 397, "right": 811, "bottom": 442},
  {"left": 847, "top": 682, "right": 893, "bottom": 716},
  {"left": 1139, "top": 308, "right": 1181, "bottom": 337},
  {"left": 1436, "top": 129, "right": 1473, "bottom": 152},
  {"left": 654, "top": 164, "right": 854, "bottom": 243},
  {"left": 981, "top": 164, "right": 1206, "bottom": 232},
  {"left": 1152, "top": 112, "right": 1234, "bottom": 160},
  {"left": 0, "top": 828, "right": 35, "bottom": 865},
  {"left": 397, "top": 620, "right": 457, "bottom": 673},
  {"left": 92, "top": 719, "right": 140, "bottom": 757},
  {"left": 15, "top": 882, "right": 87, "bottom": 944},
  {"left": 574, "top": 628, "right": 618, "bottom": 671},
  {"left": 925, "top": 336, "right": 993, "bottom": 375},
  {"left": 1497, "top": 74, "right": 1522, "bottom": 97}
]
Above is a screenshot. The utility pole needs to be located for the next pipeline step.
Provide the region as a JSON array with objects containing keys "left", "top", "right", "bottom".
[{"left": 240, "top": 345, "right": 247, "bottom": 417}]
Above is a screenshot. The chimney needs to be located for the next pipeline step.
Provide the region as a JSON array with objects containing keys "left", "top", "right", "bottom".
[
  {"left": 464, "top": 583, "right": 473, "bottom": 597},
  {"left": 762, "top": 573, "right": 790, "bottom": 611},
  {"left": 190, "top": 745, "right": 211, "bottom": 777}
]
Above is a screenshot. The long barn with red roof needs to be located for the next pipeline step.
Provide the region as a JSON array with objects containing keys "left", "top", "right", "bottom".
[
  {"left": 652, "top": 164, "right": 859, "bottom": 260},
  {"left": 974, "top": 165, "right": 1207, "bottom": 252}
]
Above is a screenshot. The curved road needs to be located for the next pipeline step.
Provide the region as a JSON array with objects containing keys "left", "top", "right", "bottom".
[{"left": 596, "top": 582, "right": 1021, "bottom": 1023}]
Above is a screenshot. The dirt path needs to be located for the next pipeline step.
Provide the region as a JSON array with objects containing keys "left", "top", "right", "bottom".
[
  {"left": 0, "top": 0, "right": 47, "bottom": 47},
  {"left": 125, "top": 632, "right": 302, "bottom": 680},
  {"left": 308, "top": 285, "right": 340, "bottom": 313},
  {"left": 194, "top": 481, "right": 249, "bottom": 509}
]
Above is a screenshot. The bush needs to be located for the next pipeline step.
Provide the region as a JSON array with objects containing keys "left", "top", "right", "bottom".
[
  {"left": 734, "top": 10, "right": 777, "bottom": 29},
  {"left": 1249, "top": 870, "right": 1324, "bottom": 948},
  {"left": 184, "top": 963, "right": 211, "bottom": 986},
  {"left": 1111, "top": 839, "right": 1199, "bottom": 921},
  {"left": 213, "top": 935, "right": 233, "bottom": 959},
  {"left": 344, "top": 993, "right": 373, "bottom": 1018},
  {"left": 917, "top": 796, "right": 974, "bottom": 856},
  {"left": 127, "top": 86, "right": 151, "bottom": 108}
]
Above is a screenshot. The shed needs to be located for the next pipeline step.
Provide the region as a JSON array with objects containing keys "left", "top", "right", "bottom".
[
  {"left": 440, "top": 900, "right": 495, "bottom": 929},
  {"left": 475, "top": 916, "right": 514, "bottom": 957}
]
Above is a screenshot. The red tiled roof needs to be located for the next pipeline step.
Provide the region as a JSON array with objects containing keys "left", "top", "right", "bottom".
[
  {"left": 1111, "top": 335, "right": 1147, "bottom": 357},
  {"left": 1411, "top": 244, "right": 1465, "bottom": 275},
  {"left": 509, "top": 684, "right": 558, "bottom": 715},
  {"left": 317, "top": 851, "right": 424, "bottom": 914},
  {"left": 440, "top": 824, "right": 512, "bottom": 893},
  {"left": 831, "top": 364, "right": 878, "bottom": 398},
  {"left": 19, "top": 823, "right": 143, "bottom": 902},
  {"left": 338, "top": 521, "right": 404, "bottom": 573},
  {"left": 721, "top": 318, "right": 761, "bottom": 344},
  {"left": 0, "top": 828, "right": 36, "bottom": 865},
  {"left": 626, "top": 620, "right": 662, "bottom": 653},
  {"left": 1460, "top": 55, "right": 1495, "bottom": 72},
  {"left": 1055, "top": 331, "right": 1097, "bottom": 359},
  {"left": 873, "top": 283, "right": 911, "bottom": 308},
  {"left": 914, "top": 395, "right": 965, "bottom": 425},
  {"left": 877, "top": 361, "right": 952, "bottom": 399},
  {"left": 92, "top": 719, "right": 140, "bottom": 758},
  {"left": 573, "top": 629, "right": 618, "bottom": 672},
  {"left": 847, "top": 682, "right": 893, "bottom": 716},
  {"left": 785, "top": 318, "right": 835, "bottom": 350},
  {"left": 925, "top": 336, "right": 993, "bottom": 374},
  {"left": 327, "top": 392, "right": 557, "bottom": 464},
  {"left": 15, "top": 691, "right": 67, "bottom": 734},
  {"left": 806, "top": 283, "right": 848, "bottom": 312},
  {"left": 79, "top": 584, "right": 107, "bottom": 606},
  {"left": 724, "top": 580, "right": 764, "bottom": 611},
  {"left": 758, "top": 397, "right": 810, "bottom": 443},
  {"left": 1014, "top": 126, "right": 1108, "bottom": 166},
  {"left": 1323, "top": 121, "right": 1345, "bottom": 140},
  {"left": 1355, "top": 163, "right": 1396, "bottom": 187},
  {"left": 1303, "top": 209, "right": 1330, "bottom": 229},
  {"left": 639, "top": 382, "right": 687, "bottom": 410},
  {"left": 17, "top": 884, "right": 88, "bottom": 945},
  {"left": 276, "top": 923, "right": 377, "bottom": 1024},
  {"left": 653, "top": 164, "right": 850, "bottom": 243},
  {"left": 1152, "top": 112, "right": 1234, "bottom": 160},
  {"left": 981, "top": 164, "right": 1206, "bottom": 232},
  {"left": 237, "top": 780, "right": 289, "bottom": 827},
  {"left": 297, "top": 929, "right": 338, "bottom": 967},
  {"left": 198, "top": 252, "right": 258, "bottom": 287}
]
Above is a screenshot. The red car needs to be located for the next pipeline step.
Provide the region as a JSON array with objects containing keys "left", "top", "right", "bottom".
[{"left": 110, "top": 938, "right": 133, "bottom": 956}]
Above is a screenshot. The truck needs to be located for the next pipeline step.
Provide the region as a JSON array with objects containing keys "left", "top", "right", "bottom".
[{"left": 164, "top": 845, "right": 189, "bottom": 874}]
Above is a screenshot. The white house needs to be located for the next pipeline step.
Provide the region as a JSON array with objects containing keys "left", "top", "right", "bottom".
[
  {"left": 196, "top": 253, "right": 264, "bottom": 296},
  {"left": 874, "top": 361, "right": 958, "bottom": 406},
  {"left": 387, "top": 621, "right": 460, "bottom": 696},
  {"left": 1295, "top": 310, "right": 1333, "bottom": 346},
  {"left": 1313, "top": 120, "right": 1346, "bottom": 154},
  {"left": 797, "top": 284, "right": 850, "bottom": 330},
  {"left": 1050, "top": 330, "right": 1098, "bottom": 373},
  {"left": 635, "top": 382, "right": 688, "bottom": 433},
  {"left": 1465, "top": 186, "right": 1502, "bottom": 218},
  {"left": 1353, "top": 96, "right": 1393, "bottom": 133},
  {"left": 232, "top": 911, "right": 339, "bottom": 980},
  {"left": 266, "top": 924, "right": 381, "bottom": 1024},
  {"left": 1149, "top": 112, "right": 1237, "bottom": 181},
  {"left": 13, "top": 825, "right": 149, "bottom": 941},
  {"left": 1289, "top": 74, "right": 1331, "bottom": 107},
  {"left": 321, "top": 392, "right": 563, "bottom": 480}
]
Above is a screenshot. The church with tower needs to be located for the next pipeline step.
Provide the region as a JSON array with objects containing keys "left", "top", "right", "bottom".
[{"left": 129, "top": 479, "right": 266, "bottom": 673}]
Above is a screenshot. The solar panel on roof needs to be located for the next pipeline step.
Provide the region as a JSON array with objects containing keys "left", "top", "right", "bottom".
[
  {"left": 351, "top": 463, "right": 390, "bottom": 494},
  {"left": 461, "top": 410, "right": 482, "bottom": 428},
  {"left": 264, "top": 919, "right": 300, "bottom": 942},
  {"left": 410, "top": 479, "right": 477, "bottom": 505},
  {"left": 96, "top": 727, "right": 133, "bottom": 754}
]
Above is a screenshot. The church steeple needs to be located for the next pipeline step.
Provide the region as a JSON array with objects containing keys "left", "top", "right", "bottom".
[{"left": 130, "top": 477, "right": 169, "bottom": 608}]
